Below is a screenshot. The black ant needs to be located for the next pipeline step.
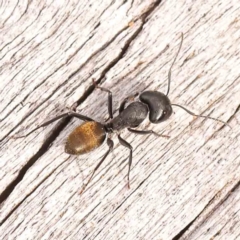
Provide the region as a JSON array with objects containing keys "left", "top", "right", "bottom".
[{"left": 14, "top": 33, "right": 229, "bottom": 194}]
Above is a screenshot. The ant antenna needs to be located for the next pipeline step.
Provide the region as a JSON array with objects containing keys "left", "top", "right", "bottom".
[
  {"left": 166, "top": 32, "right": 184, "bottom": 96},
  {"left": 172, "top": 104, "right": 231, "bottom": 128}
]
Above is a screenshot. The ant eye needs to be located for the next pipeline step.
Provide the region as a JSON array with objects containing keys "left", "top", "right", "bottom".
[{"left": 163, "top": 111, "right": 166, "bottom": 115}]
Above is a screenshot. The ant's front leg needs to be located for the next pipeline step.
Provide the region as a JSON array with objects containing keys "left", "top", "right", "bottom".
[
  {"left": 119, "top": 92, "right": 139, "bottom": 113},
  {"left": 92, "top": 79, "right": 113, "bottom": 119}
]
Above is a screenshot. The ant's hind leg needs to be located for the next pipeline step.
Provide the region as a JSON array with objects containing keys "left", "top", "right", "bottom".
[
  {"left": 12, "top": 112, "right": 94, "bottom": 139},
  {"left": 118, "top": 134, "right": 133, "bottom": 189},
  {"left": 128, "top": 128, "right": 170, "bottom": 138},
  {"left": 79, "top": 138, "right": 114, "bottom": 194}
]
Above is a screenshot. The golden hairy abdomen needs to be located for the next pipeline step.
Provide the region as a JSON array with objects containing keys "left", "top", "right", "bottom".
[{"left": 65, "top": 122, "right": 106, "bottom": 155}]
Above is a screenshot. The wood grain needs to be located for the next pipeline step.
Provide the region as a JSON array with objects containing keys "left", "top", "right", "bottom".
[{"left": 0, "top": 0, "right": 239, "bottom": 239}]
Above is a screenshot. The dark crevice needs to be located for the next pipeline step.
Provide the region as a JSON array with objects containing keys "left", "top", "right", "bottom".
[
  {"left": 0, "top": 73, "right": 103, "bottom": 219},
  {"left": 172, "top": 193, "right": 219, "bottom": 240},
  {"left": 0, "top": 122, "right": 70, "bottom": 225},
  {"left": 172, "top": 216, "right": 202, "bottom": 240},
  {"left": 0, "top": 0, "right": 163, "bottom": 226},
  {"left": 217, "top": 103, "right": 240, "bottom": 131},
  {"left": 0, "top": 25, "right": 127, "bottom": 143},
  {"left": 172, "top": 180, "right": 240, "bottom": 240},
  {"left": 75, "top": 0, "right": 162, "bottom": 106}
]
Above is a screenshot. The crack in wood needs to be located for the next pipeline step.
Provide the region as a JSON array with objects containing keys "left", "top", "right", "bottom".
[
  {"left": 172, "top": 194, "right": 219, "bottom": 240},
  {"left": 217, "top": 103, "right": 240, "bottom": 132},
  {"left": 0, "top": 25, "right": 128, "bottom": 143},
  {"left": 172, "top": 179, "right": 240, "bottom": 240},
  {"left": 0, "top": 142, "right": 70, "bottom": 226}
]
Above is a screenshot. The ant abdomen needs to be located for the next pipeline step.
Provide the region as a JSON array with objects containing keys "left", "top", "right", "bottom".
[
  {"left": 139, "top": 91, "right": 172, "bottom": 123},
  {"left": 65, "top": 122, "right": 106, "bottom": 155}
]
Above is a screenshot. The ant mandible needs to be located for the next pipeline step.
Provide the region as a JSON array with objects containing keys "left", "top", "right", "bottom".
[{"left": 15, "top": 33, "right": 229, "bottom": 194}]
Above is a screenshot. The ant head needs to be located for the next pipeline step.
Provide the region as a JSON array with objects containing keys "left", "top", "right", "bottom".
[
  {"left": 139, "top": 33, "right": 229, "bottom": 128},
  {"left": 139, "top": 91, "right": 172, "bottom": 123}
]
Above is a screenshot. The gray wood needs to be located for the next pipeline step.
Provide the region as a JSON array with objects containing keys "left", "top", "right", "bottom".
[{"left": 0, "top": 0, "right": 239, "bottom": 239}]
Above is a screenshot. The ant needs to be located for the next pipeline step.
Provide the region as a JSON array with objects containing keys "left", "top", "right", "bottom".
[{"left": 14, "top": 33, "right": 229, "bottom": 194}]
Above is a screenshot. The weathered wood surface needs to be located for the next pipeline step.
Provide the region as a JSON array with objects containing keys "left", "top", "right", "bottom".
[{"left": 0, "top": 0, "right": 239, "bottom": 239}]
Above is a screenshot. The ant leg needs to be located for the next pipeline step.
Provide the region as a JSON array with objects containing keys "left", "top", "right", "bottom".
[
  {"left": 118, "top": 134, "right": 133, "bottom": 189},
  {"left": 80, "top": 138, "right": 114, "bottom": 194},
  {"left": 92, "top": 79, "right": 113, "bottom": 119},
  {"left": 119, "top": 92, "right": 139, "bottom": 113},
  {"left": 12, "top": 112, "right": 94, "bottom": 139},
  {"left": 128, "top": 128, "right": 170, "bottom": 138}
]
